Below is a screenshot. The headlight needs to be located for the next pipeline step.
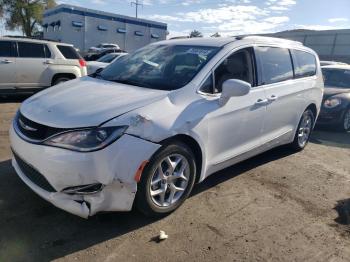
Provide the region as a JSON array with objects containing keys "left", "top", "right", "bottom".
[
  {"left": 324, "top": 98, "right": 341, "bottom": 108},
  {"left": 44, "top": 126, "right": 128, "bottom": 152}
]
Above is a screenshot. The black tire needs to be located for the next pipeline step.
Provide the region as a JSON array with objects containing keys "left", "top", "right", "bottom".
[
  {"left": 289, "top": 109, "right": 315, "bottom": 151},
  {"left": 136, "top": 142, "right": 196, "bottom": 217},
  {"left": 52, "top": 77, "right": 71, "bottom": 86},
  {"left": 338, "top": 107, "right": 350, "bottom": 132}
]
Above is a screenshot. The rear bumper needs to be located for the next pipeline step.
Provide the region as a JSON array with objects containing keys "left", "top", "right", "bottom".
[
  {"left": 10, "top": 125, "right": 161, "bottom": 218},
  {"left": 316, "top": 107, "right": 345, "bottom": 126}
]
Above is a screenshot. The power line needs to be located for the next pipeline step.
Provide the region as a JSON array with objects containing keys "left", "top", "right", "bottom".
[{"left": 131, "top": 0, "right": 143, "bottom": 18}]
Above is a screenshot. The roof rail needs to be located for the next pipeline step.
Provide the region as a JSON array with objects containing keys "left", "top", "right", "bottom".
[{"left": 2, "top": 35, "right": 60, "bottom": 43}]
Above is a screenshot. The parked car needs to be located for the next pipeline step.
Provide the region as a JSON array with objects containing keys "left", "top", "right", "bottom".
[
  {"left": 87, "top": 52, "right": 128, "bottom": 74},
  {"left": 84, "top": 48, "right": 126, "bottom": 61},
  {"left": 320, "top": 61, "right": 347, "bottom": 66},
  {"left": 0, "top": 37, "right": 87, "bottom": 95},
  {"left": 10, "top": 36, "right": 323, "bottom": 218},
  {"left": 88, "top": 43, "right": 120, "bottom": 53},
  {"left": 317, "top": 65, "right": 350, "bottom": 131}
]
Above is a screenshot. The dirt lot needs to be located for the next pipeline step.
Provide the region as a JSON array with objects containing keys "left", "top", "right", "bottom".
[{"left": 1, "top": 100, "right": 350, "bottom": 262}]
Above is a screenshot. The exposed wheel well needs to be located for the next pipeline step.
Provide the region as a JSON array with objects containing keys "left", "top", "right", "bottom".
[
  {"left": 161, "top": 134, "right": 203, "bottom": 183},
  {"left": 51, "top": 73, "right": 76, "bottom": 86},
  {"left": 306, "top": 103, "right": 318, "bottom": 120}
]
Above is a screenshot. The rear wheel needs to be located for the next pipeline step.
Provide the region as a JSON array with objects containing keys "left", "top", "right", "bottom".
[
  {"left": 289, "top": 109, "right": 315, "bottom": 151},
  {"left": 52, "top": 77, "right": 71, "bottom": 86},
  {"left": 136, "top": 142, "right": 196, "bottom": 217}
]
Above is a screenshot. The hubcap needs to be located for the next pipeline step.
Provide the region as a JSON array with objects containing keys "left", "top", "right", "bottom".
[
  {"left": 344, "top": 109, "right": 350, "bottom": 131},
  {"left": 298, "top": 112, "right": 313, "bottom": 147},
  {"left": 150, "top": 154, "right": 189, "bottom": 207}
]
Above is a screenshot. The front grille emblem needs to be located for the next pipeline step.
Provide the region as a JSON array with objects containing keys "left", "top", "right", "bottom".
[{"left": 18, "top": 118, "right": 38, "bottom": 132}]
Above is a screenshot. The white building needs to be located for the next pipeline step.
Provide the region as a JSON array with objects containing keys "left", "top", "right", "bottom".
[{"left": 43, "top": 4, "right": 167, "bottom": 52}]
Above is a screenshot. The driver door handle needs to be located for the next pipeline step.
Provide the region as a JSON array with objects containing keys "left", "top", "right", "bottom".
[
  {"left": 268, "top": 95, "right": 278, "bottom": 102},
  {"left": 255, "top": 98, "right": 269, "bottom": 105},
  {"left": 1, "top": 59, "right": 13, "bottom": 64},
  {"left": 44, "top": 60, "right": 54, "bottom": 64}
]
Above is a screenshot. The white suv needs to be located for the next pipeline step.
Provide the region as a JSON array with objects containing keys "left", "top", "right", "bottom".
[
  {"left": 10, "top": 36, "right": 323, "bottom": 218},
  {"left": 0, "top": 37, "right": 87, "bottom": 95}
]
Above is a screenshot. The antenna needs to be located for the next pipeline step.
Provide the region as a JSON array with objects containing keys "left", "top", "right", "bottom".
[{"left": 131, "top": 0, "right": 143, "bottom": 18}]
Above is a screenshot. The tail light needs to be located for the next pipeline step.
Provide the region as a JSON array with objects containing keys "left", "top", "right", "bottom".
[{"left": 79, "top": 58, "right": 87, "bottom": 67}]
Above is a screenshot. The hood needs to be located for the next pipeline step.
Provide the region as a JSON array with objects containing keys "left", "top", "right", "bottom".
[
  {"left": 324, "top": 86, "right": 350, "bottom": 98},
  {"left": 87, "top": 62, "right": 108, "bottom": 74},
  {"left": 20, "top": 77, "right": 169, "bottom": 128}
]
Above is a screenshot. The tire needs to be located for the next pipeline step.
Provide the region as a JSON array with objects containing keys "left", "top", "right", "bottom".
[
  {"left": 52, "top": 77, "right": 71, "bottom": 86},
  {"left": 339, "top": 107, "right": 350, "bottom": 132},
  {"left": 289, "top": 109, "right": 315, "bottom": 151},
  {"left": 136, "top": 142, "right": 196, "bottom": 217}
]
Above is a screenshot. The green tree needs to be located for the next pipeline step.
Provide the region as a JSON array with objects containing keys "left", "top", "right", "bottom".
[
  {"left": 0, "top": 0, "right": 56, "bottom": 37},
  {"left": 189, "top": 30, "right": 203, "bottom": 38}
]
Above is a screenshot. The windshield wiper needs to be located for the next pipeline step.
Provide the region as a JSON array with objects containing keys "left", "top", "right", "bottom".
[{"left": 111, "top": 79, "right": 151, "bottom": 88}]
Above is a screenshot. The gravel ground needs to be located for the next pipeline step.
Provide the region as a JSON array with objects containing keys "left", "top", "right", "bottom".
[{"left": 1, "top": 101, "right": 350, "bottom": 262}]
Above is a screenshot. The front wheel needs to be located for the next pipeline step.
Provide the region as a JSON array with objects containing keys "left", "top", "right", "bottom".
[
  {"left": 136, "top": 142, "right": 196, "bottom": 217},
  {"left": 339, "top": 107, "right": 350, "bottom": 132},
  {"left": 289, "top": 109, "right": 315, "bottom": 151}
]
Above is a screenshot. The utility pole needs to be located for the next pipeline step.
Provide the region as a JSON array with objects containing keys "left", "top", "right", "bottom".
[{"left": 131, "top": 0, "right": 143, "bottom": 18}]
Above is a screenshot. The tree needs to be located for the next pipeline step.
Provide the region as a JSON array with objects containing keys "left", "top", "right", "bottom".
[
  {"left": 211, "top": 32, "right": 221, "bottom": 38},
  {"left": 189, "top": 30, "right": 203, "bottom": 38},
  {"left": 0, "top": 0, "right": 56, "bottom": 37}
]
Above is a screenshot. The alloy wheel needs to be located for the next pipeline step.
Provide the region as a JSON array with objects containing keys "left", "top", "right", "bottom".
[
  {"left": 298, "top": 111, "right": 313, "bottom": 147},
  {"left": 344, "top": 109, "right": 350, "bottom": 131},
  {"left": 149, "top": 154, "right": 190, "bottom": 207}
]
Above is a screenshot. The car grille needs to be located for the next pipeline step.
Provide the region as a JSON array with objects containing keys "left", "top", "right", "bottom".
[
  {"left": 13, "top": 152, "right": 57, "bottom": 192},
  {"left": 15, "top": 112, "right": 68, "bottom": 141}
]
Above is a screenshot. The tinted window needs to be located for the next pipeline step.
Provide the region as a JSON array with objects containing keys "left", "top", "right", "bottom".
[
  {"left": 293, "top": 50, "right": 316, "bottom": 78},
  {"left": 0, "top": 41, "right": 15, "bottom": 57},
  {"left": 322, "top": 68, "right": 350, "bottom": 88},
  {"left": 257, "top": 46, "right": 293, "bottom": 85},
  {"left": 44, "top": 45, "right": 52, "bottom": 58},
  {"left": 18, "top": 42, "right": 45, "bottom": 58},
  {"left": 57, "top": 45, "right": 81, "bottom": 59},
  {"left": 200, "top": 74, "right": 214, "bottom": 93},
  {"left": 213, "top": 48, "right": 254, "bottom": 93},
  {"left": 100, "top": 45, "right": 219, "bottom": 91}
]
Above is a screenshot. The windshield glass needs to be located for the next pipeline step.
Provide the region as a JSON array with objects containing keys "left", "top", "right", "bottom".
[
  {"left": 99, "top": 44, "right": 220, "bottom": 90},
  {"left": 97, "top": 53, "right": 118, "bottom": 63},
  {"left": 322, "top": 68, "right": 350, "bottom": 88}
]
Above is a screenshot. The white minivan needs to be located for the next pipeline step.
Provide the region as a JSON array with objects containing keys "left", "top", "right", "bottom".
[{"left": 10, "top": 36, "right": 323, "bottom": 218}]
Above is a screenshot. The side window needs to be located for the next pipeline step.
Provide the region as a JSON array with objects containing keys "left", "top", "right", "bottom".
[
  {"left": 57, "top": 45, "right": 82, "bottom": 59},
  {"left": 292, "top": 50, "right": 316, "bottom": 78},
  {"left": 200, "top": 73, "right": 214, "bottom": 93},
  {"left": 213, "top": 47, "right": 254, "bottom": 93},
  {"left": 0, "top": 41, "right": 16, "bottom": 57},
  {"left": 256, "top": 46, "right": 293, "bottom": 85},
  {"left": 44, "top": 45, "right": 52, "bottom": 58},
  {"left": 18, "top": 42, "right": 45, "bottom": 58}
]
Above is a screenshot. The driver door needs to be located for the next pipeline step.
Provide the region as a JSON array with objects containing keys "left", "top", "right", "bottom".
[{"left": 202, "top": 47, "right": 268, "bottom": 173}]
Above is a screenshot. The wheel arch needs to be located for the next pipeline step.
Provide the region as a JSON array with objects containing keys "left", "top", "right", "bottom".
[
  {"left": 160, "top": 134, "right": 203, "bottom": 184},
  {"left": 51, "top": 73, "right": 77, "bottom": 86}
]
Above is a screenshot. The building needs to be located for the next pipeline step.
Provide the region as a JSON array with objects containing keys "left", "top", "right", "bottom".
[
  {"left": 43, "top": 4, "right": 167, "bottom": 52},
  {"left": 267, "top": 29, "right": 350, "bottom": 63}
]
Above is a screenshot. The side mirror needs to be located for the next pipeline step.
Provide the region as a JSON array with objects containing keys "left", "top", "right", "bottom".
[
  {"left": 95, "top": 68, "right": 104, "bottom": 74},
  {"left": 220, "top": 79, "right": 251, "bottom": 105}
]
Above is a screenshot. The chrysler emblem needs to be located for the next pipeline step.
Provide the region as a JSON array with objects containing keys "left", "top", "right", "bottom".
[{"left": 18, "top": 119, "right": 38, "bottom": 132}]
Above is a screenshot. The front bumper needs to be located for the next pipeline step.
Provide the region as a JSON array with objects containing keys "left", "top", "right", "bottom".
[
  {"left": 10, "top": 125, "right": 160, "bottom": 218},
  {"left": 317, "top": 106, "right": 345, "bottom": 126}
]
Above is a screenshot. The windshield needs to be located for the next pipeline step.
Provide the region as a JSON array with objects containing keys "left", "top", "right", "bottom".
[
  {"left": 99, "top": 44, "right": 219, "bottom": 90},
  {"left": 97, "top": 53, "right": 118, "bottom": 63},
  {"left": 322, "top": 68, "right": 350, "bottom": 88}
]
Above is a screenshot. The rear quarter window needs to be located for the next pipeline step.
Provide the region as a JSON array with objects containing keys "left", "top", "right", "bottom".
[
  {"left": 256, "top": 46, "right": 294, "bottom": 85},
  {"left": 292, "top": 50, "right": 317, "bottom": 78},
  {"left": 57, "top": 45, "right": 81, "bottom": 59}
]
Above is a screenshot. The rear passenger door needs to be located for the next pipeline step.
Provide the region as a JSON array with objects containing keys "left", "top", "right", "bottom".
[
  {"left": 16, "top": 42, "right": 51, "bottom": 88},
  {"left": 0, "top": 41, "right": 17, "bottom": 89},
  {"left": 255, "top": 46, "right": 302, "bottom": 147}
]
